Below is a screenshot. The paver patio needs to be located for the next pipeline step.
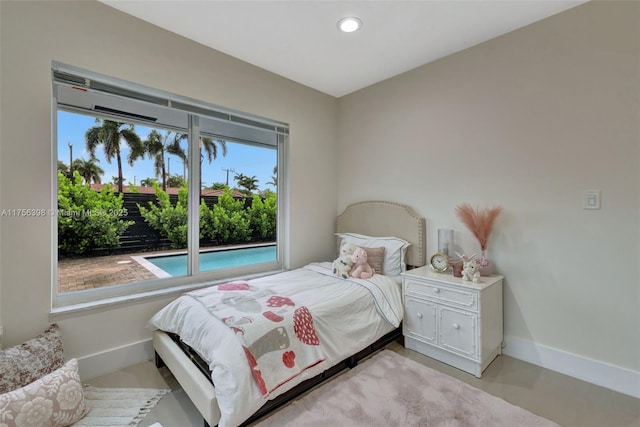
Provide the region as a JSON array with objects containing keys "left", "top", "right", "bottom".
[{"left": 58, "top": 252, "right": 160, "bottom": 292}]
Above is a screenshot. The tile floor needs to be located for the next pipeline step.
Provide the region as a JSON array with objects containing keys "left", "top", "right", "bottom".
[{"left": 86, "top": 341, "right": 640, "bottom": 427}]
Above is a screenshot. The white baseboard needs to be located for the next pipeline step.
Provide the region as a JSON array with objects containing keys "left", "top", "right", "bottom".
[
  {"left": 75, "top": 335, "right": 640, "bottom": 399},
  {"left": 77, "top": 338, "right": 154, "bottom": 380},
  {"left": 503, "top": 335, "right": 640, "bottom": 399}
]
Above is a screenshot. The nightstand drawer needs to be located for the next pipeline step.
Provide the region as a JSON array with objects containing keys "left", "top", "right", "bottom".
[{"left": 404, "top": 278, "right": 478, "bottom": 312}]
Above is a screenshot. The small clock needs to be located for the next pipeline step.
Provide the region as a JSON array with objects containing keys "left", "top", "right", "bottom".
[{"left": 430, "top": 252, "right": 450, "bottom": 273}]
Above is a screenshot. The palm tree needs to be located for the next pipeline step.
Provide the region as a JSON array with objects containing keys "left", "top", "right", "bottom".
[
  {"left": 85, "top": 119, "right": 144, "bottom": 193},
  {"left": 71, "top": 158, "right": 104, "bottom": 184},
  {"left": 166, "top": 174, "right": 186, "bottom": 188},
  {"left": 234, "top": 173, "right": 259, "bottom": 195},
  {"left": 266, "top": 165, "right": 277, "bottom": 187},
  {"left": 199, "top": 137, "right": 227, "bottom": 191},
  {"left": 171, "top": 135, "right": 227, "bottom": 191},
  {"left": 140, "top": 177, "right": 158, "bottom": 187},
  {"left": 57, "top": 160, "right": 70, "bottom": 178},
  {"left": 200, "top": 137, "right": 227, "bottom": 165},
  {"left": 206, "top": 182, "right": 227, "bottom": 190},
  {"left": 233, "top": 172, "right": 247, "bottom": 190},
  {"left": 143, "top": 130, "right": 187, "bottom": 191}
]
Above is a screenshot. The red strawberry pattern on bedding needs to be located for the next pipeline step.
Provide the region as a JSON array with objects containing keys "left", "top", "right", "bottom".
[
  {"left": 293, "top": 306, "right": 320, "bottom": 345},
  {"left": 282, "top": 351, "right": 296, "bottom": 368},
  {"left": 188, "top": 283, "right": 325, "bottom": 397},
  {"left": 218, "top": 282, "right": 251, "bottom": 291},
  {"left": 263, "top": 311, "right": 284, "bottom": 322},
  {"left": 266, "top": 296, "right": 295, "bottom": 307},
  {"left": 243, "top": 346, "right": 267, "bottom": 396}
]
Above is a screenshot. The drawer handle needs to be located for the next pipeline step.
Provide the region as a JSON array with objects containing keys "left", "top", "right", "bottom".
[
  {"left": 417, "top": 313, "right": 423, "bottom": 319},
  {"left": 433, "top": 288, "right": 440, "bottom": 293},
  {"left": 453, "top": 323, "right": 460, "bottom": 329}
]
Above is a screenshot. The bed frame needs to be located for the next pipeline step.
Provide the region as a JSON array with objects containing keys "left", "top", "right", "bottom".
[{"left": 153, "top": 200, "right": 426, "bottom": 426}]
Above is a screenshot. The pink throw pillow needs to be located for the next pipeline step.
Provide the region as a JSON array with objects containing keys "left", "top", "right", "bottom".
[{"left": 0, "top": 358, "right": 90, "bottom": 427}]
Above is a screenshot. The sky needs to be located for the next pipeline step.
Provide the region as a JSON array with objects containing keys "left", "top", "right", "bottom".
[{"left": 57, "top": 111, "right": 277, "bottom": 190}]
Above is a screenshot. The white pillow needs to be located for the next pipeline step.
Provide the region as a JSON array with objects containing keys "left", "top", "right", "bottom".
[{"left": 336, "top": 233, "right": 411, "bottom": 277}]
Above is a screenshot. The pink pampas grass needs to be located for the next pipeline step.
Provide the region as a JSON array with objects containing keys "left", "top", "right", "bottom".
[{"left": 455, "top": 203, "right": 503, "bottom": 251}]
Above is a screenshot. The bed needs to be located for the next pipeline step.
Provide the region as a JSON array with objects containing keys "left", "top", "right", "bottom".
[{"left": 149, "top": 200, "right": 426, "bottom": 427}]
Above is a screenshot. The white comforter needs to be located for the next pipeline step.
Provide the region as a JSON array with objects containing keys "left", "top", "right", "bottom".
[{"left": 148, "top": 262, "right": 403, "bottom": 427}]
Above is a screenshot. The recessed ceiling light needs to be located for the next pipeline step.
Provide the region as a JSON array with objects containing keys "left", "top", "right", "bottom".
[{"left": 337, "top": 17, "right": 362, "bottom": 33}]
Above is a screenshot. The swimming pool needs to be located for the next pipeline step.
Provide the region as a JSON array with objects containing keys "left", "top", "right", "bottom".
[{"left": 138, "top": 245, "right": 277, "bottom": 277}]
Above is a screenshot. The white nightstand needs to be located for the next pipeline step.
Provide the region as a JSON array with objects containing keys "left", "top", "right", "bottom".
[{"left": 401, "top": 265, "right": 503, "bottom": 377}]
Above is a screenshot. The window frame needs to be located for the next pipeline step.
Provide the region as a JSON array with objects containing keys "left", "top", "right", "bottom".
[{"left": 51, "top": 62, "right": 288, "bottom": 310}]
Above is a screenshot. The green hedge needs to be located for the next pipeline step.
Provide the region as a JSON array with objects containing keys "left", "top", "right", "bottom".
[
  {"left": 57, "top": 171, "right": 133, "bottom": 256},
  {"left": 137, "top": 185, "right": 190, "bottom": 249},
  {"left": 138, "top": 185, "right": 277, "bottom": 248}
]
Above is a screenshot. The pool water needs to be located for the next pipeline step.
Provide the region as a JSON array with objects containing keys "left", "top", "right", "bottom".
[{"left": 145, "top": 245, "right": 276, "bottom": 276}]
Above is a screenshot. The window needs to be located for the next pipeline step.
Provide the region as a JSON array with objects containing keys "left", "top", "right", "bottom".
[{"left": 52, "top": 62, "right": 287, "bottom": 308}]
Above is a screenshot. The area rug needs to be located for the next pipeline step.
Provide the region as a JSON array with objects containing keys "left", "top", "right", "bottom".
[
  {"left": 72, "top": 386, "right": 170, "bottom": 427},
  {"left": 254, "top": 350, "right": 559, "bottom": 427}
]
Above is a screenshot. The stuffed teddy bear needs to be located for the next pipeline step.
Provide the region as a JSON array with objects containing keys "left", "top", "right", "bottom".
[
  {"left": 349, "top": 247, "right": 374, "bottom": 280},
  {"left": 461, "top": 259, "right": 480, "bottom": 283},
  {"left": 333, "top": 242, "right": 357, "bottom": 279}
]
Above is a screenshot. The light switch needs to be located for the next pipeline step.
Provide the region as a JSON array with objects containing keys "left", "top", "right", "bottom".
[{"left": 583, "top": 190, "right": 601, "bottom": 210}]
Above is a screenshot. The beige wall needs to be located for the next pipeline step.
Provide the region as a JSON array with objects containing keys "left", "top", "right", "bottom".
[
  {"left": 1, "top": 0, "right": 638, "bottom": 391},
  {"left": 338, "top": 0, "right": 639, "bottom": 372},
  {"left": 0, "top": 1, "right": 338, "bottom": 358}
]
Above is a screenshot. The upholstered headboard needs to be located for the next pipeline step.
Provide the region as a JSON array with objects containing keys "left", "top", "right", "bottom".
[{"left": 336, "top": 200, "right": 426, "bottom": 267}]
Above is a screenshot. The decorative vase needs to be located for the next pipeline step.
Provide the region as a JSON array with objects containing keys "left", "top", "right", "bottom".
[
  {"left": 437, "top": 229, "right": 453, "bottom": 256},
  {"left": 477, "top": 250, "right": 492, "bottom": 276},
  {"left": 451, "top": 260, "right": 464, "bottom": 278}
]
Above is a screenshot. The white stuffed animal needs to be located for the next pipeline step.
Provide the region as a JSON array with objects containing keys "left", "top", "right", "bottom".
[
  {"left": 333, "top": 242, "right": 357, "bottom": 279},
  {"left": 461, "top": 259, "right": 480, "bottom": 283},
  {"left": 349, "top": 247, "right": 374, "bottom": 280}
]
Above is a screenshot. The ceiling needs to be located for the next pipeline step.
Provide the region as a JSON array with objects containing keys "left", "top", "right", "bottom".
[{"left": 99, "top": 1, "right": 587, "bottom": 98}]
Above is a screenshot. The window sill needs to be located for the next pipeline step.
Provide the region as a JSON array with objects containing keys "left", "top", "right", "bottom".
[{"left": 50, "top": 269, "right": 284, "bottom": 317}]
